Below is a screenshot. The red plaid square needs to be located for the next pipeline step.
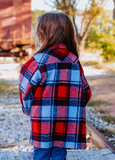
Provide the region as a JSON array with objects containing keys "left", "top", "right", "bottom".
[
  {"left": 32, "top": 106, "right": 40, "bottom": 118},
  {"left": 55, "top": 122, "right": 66, "bottom": 134},
  {"left": 41, "top": 123, "right": 50, "bottom": 134},
  {"left": 67, "top": 123, "right": 76, "bottom": 134},
  {"left": 32, "top": 121, "right": 41, "bottom": 134},
  {"left": 43, "top": 86, "right": 52, "bottom": 97},
  {"left": 56, "top": 106, "right": 67, "bottom": 117},
  {"left": 59, "top": 69, "right": 68, "bottom": 81},
  {"left": 57, "top": 86, "right": 69, "bottom": 98}
]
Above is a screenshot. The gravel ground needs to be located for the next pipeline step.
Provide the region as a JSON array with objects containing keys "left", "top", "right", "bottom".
[{"left": 86, "top": 107, "right": 115, "bottom": 146}]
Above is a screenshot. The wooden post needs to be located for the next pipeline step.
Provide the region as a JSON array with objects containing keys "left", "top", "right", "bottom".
[
  {"left": 0, "top": 20, "right": 1, "bottom": 41},
  {"left": 22, "top": 24, "right": 25, "bottom": 42},
  {"left": 113, "top": 0, "right": 115, "bottom": 19}
]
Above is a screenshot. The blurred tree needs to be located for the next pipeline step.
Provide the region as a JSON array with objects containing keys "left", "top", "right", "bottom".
[
  {"left": 45, "top": 0, "right": 109, "bottom": 51},
  {"left": 86, "top": 12, "right": 115, "bottom": 62}
]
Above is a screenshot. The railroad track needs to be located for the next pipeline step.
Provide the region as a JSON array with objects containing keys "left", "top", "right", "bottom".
[
  {"left": 1, "top": 121, "right": 115, "bottom": 151},
  {"left": 0, "top": 121, "right": 115, "bottom": 160},
  {"left": 86, "top": 121, "right": 115, "bottom": 153}
]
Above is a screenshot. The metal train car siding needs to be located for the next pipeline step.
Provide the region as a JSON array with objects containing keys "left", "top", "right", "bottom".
[{"left": 0, "top": 0, "right": 33, "bottom": 59}]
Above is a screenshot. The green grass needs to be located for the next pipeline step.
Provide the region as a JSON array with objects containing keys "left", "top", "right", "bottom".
[
  {"left": 0, "top": 81, "right": 12, "bottom": 89},
  {"left": 81, "top": 61, "right": 103, "bottom": 69},
  {"left": 94, "top": 108, "right": 109, "bottom": 114},
  {"left": 0, "top": 81, "right": 12, "bottom": 95},
  {"left": 100, "top": 115, "right": 115, "bottom": 124},
  {"left": 82, "top": 61, "right": 99, "bottom": 66},
  {"left": 0, "top": 81, "right": 19, "bottom": 98},
  {"left": 87, "top": 99, "right": 111, "bottom": 107},
  {"left": 98, "top": 127, "right": 115, "bottom": 137},
  {"left": 6, "top": 90, "right": 19, "bottom": 98},
  {"left": 12, "top": 90, "right": 19, "bottom": 95}
]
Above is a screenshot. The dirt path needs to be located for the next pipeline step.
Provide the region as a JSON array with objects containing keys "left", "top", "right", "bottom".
[{"left": 87, "top": 75, "right": 115, "bottom": 116}]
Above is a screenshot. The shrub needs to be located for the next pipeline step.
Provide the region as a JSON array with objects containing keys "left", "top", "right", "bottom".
[{"left": 86, "top": 12, "right": 115, "bottom": 62}]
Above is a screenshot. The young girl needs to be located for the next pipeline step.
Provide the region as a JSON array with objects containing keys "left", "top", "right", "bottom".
[{"left": 19, "top": 12, "right": 91, "bottom": 160}]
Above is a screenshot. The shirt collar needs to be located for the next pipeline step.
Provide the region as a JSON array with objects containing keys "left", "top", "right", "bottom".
[
  {"left": 49, "top": 43, "right": 67, "bottom": 49},
  {"left": 49, "top": 43, "right": 69, "bottom": 60}
]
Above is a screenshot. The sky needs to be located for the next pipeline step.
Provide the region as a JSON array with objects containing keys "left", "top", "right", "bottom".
[{"left": 31, "top": 0, "right": 114, "bottom": 11}]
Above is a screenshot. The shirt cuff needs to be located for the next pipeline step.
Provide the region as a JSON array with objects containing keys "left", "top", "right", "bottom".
[{"left": 22, "top": 107, "right": 31, "bottom": 116}]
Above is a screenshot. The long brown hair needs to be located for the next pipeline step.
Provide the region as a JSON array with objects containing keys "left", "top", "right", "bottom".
[{"left": 34, "top": 12, "right": 79, "bottom": 57}]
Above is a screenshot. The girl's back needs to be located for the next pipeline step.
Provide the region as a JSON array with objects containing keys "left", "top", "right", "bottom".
[{"left": 19, "top": 12, "right": 91, "bottom": 160}]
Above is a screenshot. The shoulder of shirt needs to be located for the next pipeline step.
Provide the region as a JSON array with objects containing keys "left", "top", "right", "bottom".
[{"left": 31, "top": 48, "right": 80, "bottom": 67}]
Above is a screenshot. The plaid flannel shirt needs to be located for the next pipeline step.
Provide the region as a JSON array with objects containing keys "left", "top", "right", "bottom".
[{"left": 19, "top": 44, "right": 91, "bottom": 149}]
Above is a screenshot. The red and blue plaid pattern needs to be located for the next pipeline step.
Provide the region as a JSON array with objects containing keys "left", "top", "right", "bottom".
[{"left": 19, "top": 44, "right": 91, "bottom": 149}]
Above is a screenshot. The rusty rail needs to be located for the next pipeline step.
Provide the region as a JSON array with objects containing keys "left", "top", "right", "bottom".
[
  {"left": 86, "top": 121, "right": 115, "bottom": 154},
  {"left": 0, "top": 140, "right": 30, "bottom": 148}
]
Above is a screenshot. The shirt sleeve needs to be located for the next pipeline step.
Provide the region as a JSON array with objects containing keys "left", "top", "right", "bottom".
[
  {"left": 78, "top": 60, "right": 91, "bottom": 106},
  {"left": 19, "top": 57, "right": 41, "bottom": 116}
]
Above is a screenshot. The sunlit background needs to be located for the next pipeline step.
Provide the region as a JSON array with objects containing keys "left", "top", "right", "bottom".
[
  {"left": 31, "top": 0, "right": 114, "bottom": 11},
  {"left": 0, "top": 0, "right": 115, "bottom": 157}
]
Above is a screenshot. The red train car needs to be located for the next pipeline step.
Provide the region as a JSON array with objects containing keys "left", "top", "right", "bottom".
[{"left": 0, "top": 0, "right": 33, "bottom": 59}]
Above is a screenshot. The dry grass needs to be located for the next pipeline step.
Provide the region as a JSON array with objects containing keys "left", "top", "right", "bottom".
[
  {"left": 109, "top": 68, "right": 115, "bottom": 74},
  {"left": 99, "top": 115, "right": 115, "bottom": 124},
  {"left": 94, "top": 108, "right": 109, "bottom": 114},
  {"left": 87, "top": 99, "right": 111, "bottom": 107},
  {"left": 0, "top": 81, "right": 12, "bottom": 95},
  {"left": 82, "top": 61, "right": 103, "bottom": 69},
  {"left": 0, "top": 81, "right": 19, "bottom": 97},
  {"left": 99, "top": 128, "right": 115, "bottom": 137},
  {"left": 82, "top": 60, "right": 115, "bottom": 73}
]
